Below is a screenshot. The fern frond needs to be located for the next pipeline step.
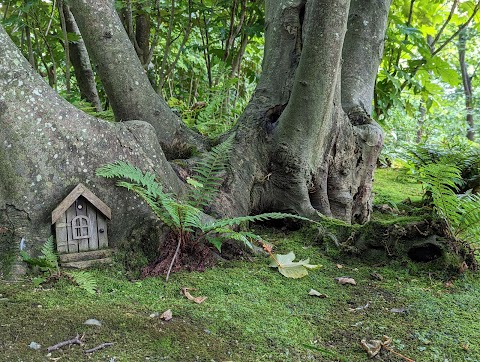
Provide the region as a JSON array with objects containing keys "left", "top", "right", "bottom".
[
  {"left": 205, "top": 212, "right": 313, "bottom": 232},
  {"left": 21, "top": 237, "right": 59, "bottom": 272},
  {"left": 188, "top": 135, "right": 234, "bottom": 208},
  {"left": 182, "top": 206, "right": 207, "bottom": 231},
  {"left": 41, "top": 236, "right": 59, "bottom": 270},
  {"left": 65, "top": 271, "right": 97, "bottom": 294},
  {"left": 117, "top": 182, "right": 178, "bottom": 228},
  {"left": 457, "top": 194, "right": 480, "bottom": 243},
  {"left": 417, "top": 163, "right": 463, "bottom": 234},
  {"left": 97, "top": 161, "right": 163, "bottom": 197}
]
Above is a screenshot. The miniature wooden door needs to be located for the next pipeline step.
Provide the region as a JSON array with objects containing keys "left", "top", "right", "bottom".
[{"left": 55, "top": 196, "right": 108, "bottom": 254}]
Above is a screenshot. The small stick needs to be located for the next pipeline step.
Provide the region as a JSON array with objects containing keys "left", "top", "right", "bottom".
[
  {"left": 84, "top": 342, "right": 115, "bottom": 354},
  {"left": 47, "top": 334, "right": 83, "bottom": 352},
  {"left": 166, "top": 236, "right": 183, "bottom": 282},
  {"left": 383, "top": 345, "right": 415, "bottom": 362}
]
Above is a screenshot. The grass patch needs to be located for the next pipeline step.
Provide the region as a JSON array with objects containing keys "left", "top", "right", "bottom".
[
  {"left": 1, "top": 228, "right": 480, "bottom": 361},
  {"left": 1, "top": 168, "right": 478, "bottom": 361},
  {"left": 374, "top": 167, "right": 424, "bottom": 205}
]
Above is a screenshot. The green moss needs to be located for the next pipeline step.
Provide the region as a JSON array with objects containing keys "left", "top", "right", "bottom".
[
  {"left": 374, "top": 167, "right": 424, "bottom": 205},
  {"left": 2, "top": 227, "right": 479, "bottom": 361},
  {"left": 0, "top": 214, "right": 15, "bottom": 278}
]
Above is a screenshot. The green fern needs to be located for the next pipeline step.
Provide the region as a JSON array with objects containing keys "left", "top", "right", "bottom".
[
  {"left": 65, "top": 271, "right": 97, "bottom": 294},
  {"left": 204, "top": 212, "right": 313, "bottom": 232},
  {"left": 97, "top": 155, "right": 314, "bottom": 268},
  {"left": 417, "top": 162, "right": 463, "bottom": 231},
  {"left": 414, "top": 162, "right": 480, "bottom": 248},
  {"left": 187, "top": 135, "right": 234, "bottom": 208},
  {"left": 456, "top": 193, "right": 480, "bottom": 245},
  {"left": 20, "top": 236, "right": 59, "bottom": 274},
  {"left": 21, "top": 237, "right": 98, "bottom": 293}
]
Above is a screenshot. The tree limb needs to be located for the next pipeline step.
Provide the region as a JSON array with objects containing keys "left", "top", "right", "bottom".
[
  {"left": 431, "top": 0, "right": 458, "bottom": 48},
  {"left": 432, "top": 0, "right": 480, "bottom": 57}
]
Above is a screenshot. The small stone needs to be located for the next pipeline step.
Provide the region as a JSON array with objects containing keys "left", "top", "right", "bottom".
[
  {"left": 28, "top": 341, "right": 41, "bottom": 350},
  {"left": 149, "top": 312, "right": 160, "bottom": 318},
  {"left": 84, "top": 318, "right": 102, "bottom": 326}
]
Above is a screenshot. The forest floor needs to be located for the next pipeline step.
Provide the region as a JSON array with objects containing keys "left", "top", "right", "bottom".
[{"left": 1, "top": 168, "right": 480, "bottom": 362}]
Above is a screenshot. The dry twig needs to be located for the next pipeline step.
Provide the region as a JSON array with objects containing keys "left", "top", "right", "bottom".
[
  {"left": 84, "top": 342, "right": 115, "bottom": 354},
  {"left": 47, "top": 334, "right": 83, "bottom": 352}
]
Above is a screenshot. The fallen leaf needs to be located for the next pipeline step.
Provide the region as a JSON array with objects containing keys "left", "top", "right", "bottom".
[
  {"left": 444, "top": 281, "right": 454, "bottom": 288},
  {"left": 181, "top": 287, "right": 207, "bottom": 304},
  {"left": 360, "top": 339, "right": 382, "bottom": 357},
  {"left": 149, "top": 312, "right": 159, "bottom": 318},
  {"left": 336, "top": 264, "right": 343, "bottom": 269},
  {"left": 160, "top": 309, "right": 173, "bottom": 321},
  {"left": 83, "top": 318, "right": 102, "bottom": 326},
  {"left": 308, "top": 289, "right": 328, "bottom": 298},
  {"left": 370, "top": 272, "right": 383, "bottom": 281},
  {"left": 269, "top": 252, "right": 321, "bottom": 279},
  {"left": 335, "top": 277, "right": 356, "bottom": 285},
  {"left": 262, "top": 242, "right": 273, "bottom": 253},
  {"left": 381, "top": 335, "right": 392, "bottom": 347}
]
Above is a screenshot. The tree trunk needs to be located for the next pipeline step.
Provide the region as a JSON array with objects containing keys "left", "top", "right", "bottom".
[
  {"left": 62, "top": 5, "right": 102, "bottom": 112},
  {"left": 221, "top": 0, "right": 389, "bottom": 224},
  {"left": 0, "top": 0, "right": 391, "bottom": 276},
  {"left": 458, "top": 28, "right": 475, "bottom": 141},
  {"left": 135, "top": 7, "right": 151, "bottom": 66},
  {"left": 0, "top": 25, "right": 182, "bottom": 275},
  {"left": 68, "top": 0, "right": 205, "bottom": 158}
]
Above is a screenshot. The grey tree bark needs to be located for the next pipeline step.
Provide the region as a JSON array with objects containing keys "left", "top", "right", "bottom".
[
  {"left": 68, "top": 0, "right": 205, "bottom": 159},
  {"left": 0, "top": 25, "right": 183, "bottom": 276},
  {"left": 63, "top": 5, "right": 103, "bottom": 112},
  {"left": 222, "top": 0, "right": 390, "bottom": 224},
  {"left": 0, "top": 0, "right": 391, "bottom": 276},
  {"left": 458, "top": 28, "right": 475, "bottom": 141}
]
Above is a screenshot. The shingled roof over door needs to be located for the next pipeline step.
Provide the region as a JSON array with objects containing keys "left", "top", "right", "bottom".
[{"left": 51, "top": 183, "right": 112, "bottom": 224}]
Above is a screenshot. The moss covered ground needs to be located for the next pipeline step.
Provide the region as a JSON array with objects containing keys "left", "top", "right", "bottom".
[{"left": 1, "top": 169, "right": 479, "bottom": 361}]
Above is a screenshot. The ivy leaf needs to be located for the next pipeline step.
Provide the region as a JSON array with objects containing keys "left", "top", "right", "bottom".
[{"left": 269, "top": 251, "right": 321, "bottom": 279}]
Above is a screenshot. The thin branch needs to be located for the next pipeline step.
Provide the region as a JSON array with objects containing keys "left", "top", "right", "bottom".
[
  {"left": 162, "top": 0, "right": 193, "bottom": 86},
  {"left": 3, "top": 0, "right": 10, "bottom": 21},
  {"left": 158, "top": 0, "right": 176, "bottom": 91},
  {"left": 431, "top": 0, "right": 458, "bottom": 48},
  {"left": 47, "top": 334, "right": 83, "bottom": 352},
  {"left": 166, "top": 233, "right": 183, "bottom": 282},
  {"left": 393, "top": 0, "right": 415, "bottom": 73},
  {"left": 44, "top": 0, "right": 56, "bottom": 36},
  {"left": 146, "top": 0, "right": 161, "bottom": 67},
  {"left": 432, "top": 0, "right": 480, "bottom": 57},
  {"left": 57, "top": 0, "right": 70, "bottom": 94},
  {"left": 223, "top": 0, "right": 238, "bottom": 61},
  {"left": 84, "top": 342, "right": 115, "bottom": 354}
]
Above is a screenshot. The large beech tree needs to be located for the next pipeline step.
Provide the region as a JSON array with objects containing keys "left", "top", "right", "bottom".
[{"left": 0, "top": 0, "right": 391, "bottom": 274}]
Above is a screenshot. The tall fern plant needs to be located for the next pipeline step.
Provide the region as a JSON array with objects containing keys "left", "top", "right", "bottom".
[
  {"left": 97, "top": 136, "right": 311, "bottom": 280},
  {"left": 416, "top": 162, "right": 480, "bottom": 250}
]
